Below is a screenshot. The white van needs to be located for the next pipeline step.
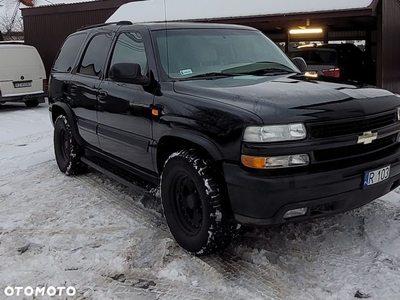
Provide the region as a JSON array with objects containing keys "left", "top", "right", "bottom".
[{"left": 0, "top": 42, "right": 47, "bottom": 107}]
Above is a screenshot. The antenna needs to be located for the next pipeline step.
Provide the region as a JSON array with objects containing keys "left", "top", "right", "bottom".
[{"left": 164, "top": 0, "right": 170, "bottom": 78}]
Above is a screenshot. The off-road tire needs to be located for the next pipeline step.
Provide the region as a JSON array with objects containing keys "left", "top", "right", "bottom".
[
  {"left": 161, "top": 149, "right": 238, "bottom": 255},
  {"left": 25, "top": 100, "right": 39, "bottom": 107},
  {"left": 54, "top": 115, "right": 87, "bottom": 175}
]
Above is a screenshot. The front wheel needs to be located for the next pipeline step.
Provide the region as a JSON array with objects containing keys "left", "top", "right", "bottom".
[
  {"left": 54, "top": 115, "right": 86, "bottom": 175},
  {"left": 161, "top": 150, "right": 237, "bottom": 255}
]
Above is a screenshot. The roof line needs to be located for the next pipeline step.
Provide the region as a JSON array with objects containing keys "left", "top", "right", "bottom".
[
  {"left": 21, "top": 0, "right": 137, "bottom": 17},
  {"left": 163, "top": 7, "right": 377, "bottom": 24},
  {"left": 369, "top": 0, "right": 381, "bottom": 15}
]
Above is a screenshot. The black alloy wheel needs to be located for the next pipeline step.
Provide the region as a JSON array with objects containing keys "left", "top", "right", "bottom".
[{"left": 161, "top": 149, "right": 237, "bottom": 255}]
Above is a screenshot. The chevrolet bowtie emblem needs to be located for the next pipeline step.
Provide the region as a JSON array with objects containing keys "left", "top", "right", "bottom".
[{"left": 357, "top": 131, "right": 378, "bottom": 145}]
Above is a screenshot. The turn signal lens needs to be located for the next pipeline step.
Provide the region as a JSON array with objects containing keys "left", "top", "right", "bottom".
[
  {"left": 241, "top": 155, "right": 267, "bottom": 169},
  {"left": 241, "top": 154, "right": 310, "bottom": 169},
  {"left": 305, "top": 71, "right": 318, "bottom": 78}
]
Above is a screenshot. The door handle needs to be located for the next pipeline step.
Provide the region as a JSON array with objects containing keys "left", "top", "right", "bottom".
[
  {"left": 97, "top": 91, "right": 108, "bottom": 104},
  {"left": 70, "top": 85, "right": 77, "bottom": 95}
]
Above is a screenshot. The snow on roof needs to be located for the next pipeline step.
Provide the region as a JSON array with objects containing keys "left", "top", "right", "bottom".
[{"left": 107, "top": 0, "right": 375, "bottom": 23}]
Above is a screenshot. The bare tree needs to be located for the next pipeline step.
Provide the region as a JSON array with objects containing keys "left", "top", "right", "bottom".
[
  {"left": 0, "top": 12, "right": 24, "bottom": 40},
  {"left": 0, "top": 0, "right": 18, "bottom": 9},
  {"left": 0, "top": 0, "right": 24, "bottom": 40}
]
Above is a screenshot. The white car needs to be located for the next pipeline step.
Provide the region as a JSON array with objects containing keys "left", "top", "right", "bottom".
[{"left": 0, "top": 42, "right": 47, "bottom": 107}]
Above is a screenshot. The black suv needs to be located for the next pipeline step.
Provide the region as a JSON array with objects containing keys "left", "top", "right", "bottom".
[{"left": 49, "top": 21, "right": 400, "bottom": 255}]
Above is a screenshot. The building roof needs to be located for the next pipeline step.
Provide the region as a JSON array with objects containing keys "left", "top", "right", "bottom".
[
  {"left": 22, "top": 0, "right": 135, "bottom": 16},
  {"left": 107, "top": 0, "right": 378, "bottom": 23}
]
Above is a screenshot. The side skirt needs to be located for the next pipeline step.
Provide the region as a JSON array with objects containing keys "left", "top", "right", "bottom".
[{"left": 82, "top": 148, "right": 159, "bottom": 195}]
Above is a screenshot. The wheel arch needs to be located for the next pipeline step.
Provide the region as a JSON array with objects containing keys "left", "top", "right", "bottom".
[
  {"left": 156, "top": 133, "right": 223, "bottom": 174},
  {"left": 51, "top": 102, "right": 85, "bottom": 146}
]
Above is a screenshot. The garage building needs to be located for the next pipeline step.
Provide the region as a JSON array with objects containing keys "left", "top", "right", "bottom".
[{"left": 22, "top": 0, "right": 400, "bottom": 93}]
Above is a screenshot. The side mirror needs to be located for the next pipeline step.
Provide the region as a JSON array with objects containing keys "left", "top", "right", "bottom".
[
  {"left": 109, "top": 63, "right": 149, "bottom": 85},
  {"left": 291, "top": 57, "right": 308, "bottom": 73}
]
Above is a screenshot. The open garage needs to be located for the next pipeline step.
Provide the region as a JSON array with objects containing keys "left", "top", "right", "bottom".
[{"left": 22, "top": 0, "right": 399, "bottom": 92}]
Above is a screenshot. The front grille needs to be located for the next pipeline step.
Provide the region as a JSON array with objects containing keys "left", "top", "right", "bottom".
[
  {"left": 309, "top": 112, "right": 397, "bottom": 139},
  {"left": 313, "top": 134, "right": 396, "bottom": 162}
]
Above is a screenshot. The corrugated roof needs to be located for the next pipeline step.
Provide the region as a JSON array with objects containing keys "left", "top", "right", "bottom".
[
  {"left": 107, "top": 0, "right": 377, "bottom": 23},
  {"left": 21, "top": 0, "right": 135, "bottom": 16},
  {"left": 34, "top": 0, "right": 103, "bottom": 9}
]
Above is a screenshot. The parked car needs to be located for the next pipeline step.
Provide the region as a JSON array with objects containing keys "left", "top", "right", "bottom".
[
  {"left": 49, "top": 22, "right": 400, "bottom": 255},
  {"left": 0, "top": 42, "right": 47, "bottom": 107},
  {"left": 287, "top": 43, "right": 376, "bottom": 84}
]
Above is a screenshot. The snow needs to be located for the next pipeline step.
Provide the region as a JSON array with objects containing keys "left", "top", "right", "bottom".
[
  {"left": 1, "top": 102, "right": 400, "bottom": 299},
  {"left": 107, "top": 0, "right": 374, "bottom": 23}
]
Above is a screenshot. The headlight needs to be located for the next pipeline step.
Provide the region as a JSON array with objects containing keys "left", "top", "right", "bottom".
[
  {"left": 243, "top": 124, "right": 307, "bottom": 142},
  {"left": 397, "top": 107, "right": 400, "bottom": 121}
]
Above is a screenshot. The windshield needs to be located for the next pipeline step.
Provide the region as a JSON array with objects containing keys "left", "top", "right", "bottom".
[{"left": 154, "top": 28, "right": 299, "bottom": 80}]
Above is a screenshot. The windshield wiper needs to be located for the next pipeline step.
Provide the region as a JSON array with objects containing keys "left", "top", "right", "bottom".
[
  {"left": 238, "top": 68, "right": 294, "bottom": 76},
  {"left": 184, "top": 72, "right": 237, "bottom": 80},
  {"left": 221, "top": 61, "right": 298, "bottom": 76}
]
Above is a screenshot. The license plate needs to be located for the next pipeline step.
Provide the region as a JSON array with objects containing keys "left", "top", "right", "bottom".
[
  {"left": 364, "top": 165, "right": 390, "bottom": 187},
  {"left": 14, "top": 82, "right": 32, "bottom": 88}
]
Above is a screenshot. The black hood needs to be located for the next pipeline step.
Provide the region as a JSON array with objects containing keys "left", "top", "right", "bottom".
[{"left": 174, "top": 75, "right": 399, "bottom": 124}]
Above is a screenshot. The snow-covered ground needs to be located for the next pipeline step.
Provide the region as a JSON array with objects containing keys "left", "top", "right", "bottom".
[{"left": 1, "top": 103, "right": 400, "bottom": 300}]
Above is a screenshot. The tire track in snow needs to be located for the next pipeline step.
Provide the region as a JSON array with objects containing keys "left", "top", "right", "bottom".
[
  {"left": 233, "top": 208, "right": 400, "bottom": 299},
  {"left": 73, "top": 170, "right": 399, "bottom": 299},
  {"left": 80, "top": 169, "right": 400, "bottom": 299},
  {"left": 3, "top": 160, "right": 400, "bottom": 299},
  {"left": 0, "top": 130, "right": 53, "bottom": 176},
  {"left": 79, "top": 173, "right": 247, "bottom": 300},
  {"left": 0, "top": 130, "right": 52, "bottom": 149},
  {"left": 78, "top": 172, "right": 304, "bottom": 300}
]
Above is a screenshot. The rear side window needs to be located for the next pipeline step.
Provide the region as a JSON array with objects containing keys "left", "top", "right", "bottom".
[
  {"left": 53, "top": 33, "right": 86, "bottom": 73},
  {"left": 78, "top": 33, "right": 113, "bottom": 78},
  {"left": 336, "top": 48, "right": 363, "bottom": 67}
]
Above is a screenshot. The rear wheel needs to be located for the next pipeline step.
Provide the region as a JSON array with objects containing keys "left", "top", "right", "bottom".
[
  {"left": 25, "top": 99, "right": 39, "bottom": 107},
  {"left": 54, "top": 115, "right": 86, "bottom": 175},
  {"left": 161, "top": 149, "right": 237, "bottom": 255}
]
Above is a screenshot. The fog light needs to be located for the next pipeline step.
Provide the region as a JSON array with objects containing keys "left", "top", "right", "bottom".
[
  {"left": 397, "top": 107, "right": 400, "bottom": 121},
  {"left": 283, "top": 208, "right": 308, "bottom": 219}
]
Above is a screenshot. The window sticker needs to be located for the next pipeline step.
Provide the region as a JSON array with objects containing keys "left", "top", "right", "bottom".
[{"left": 180, "top": 69, "right": 193, "bottom": 76}]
